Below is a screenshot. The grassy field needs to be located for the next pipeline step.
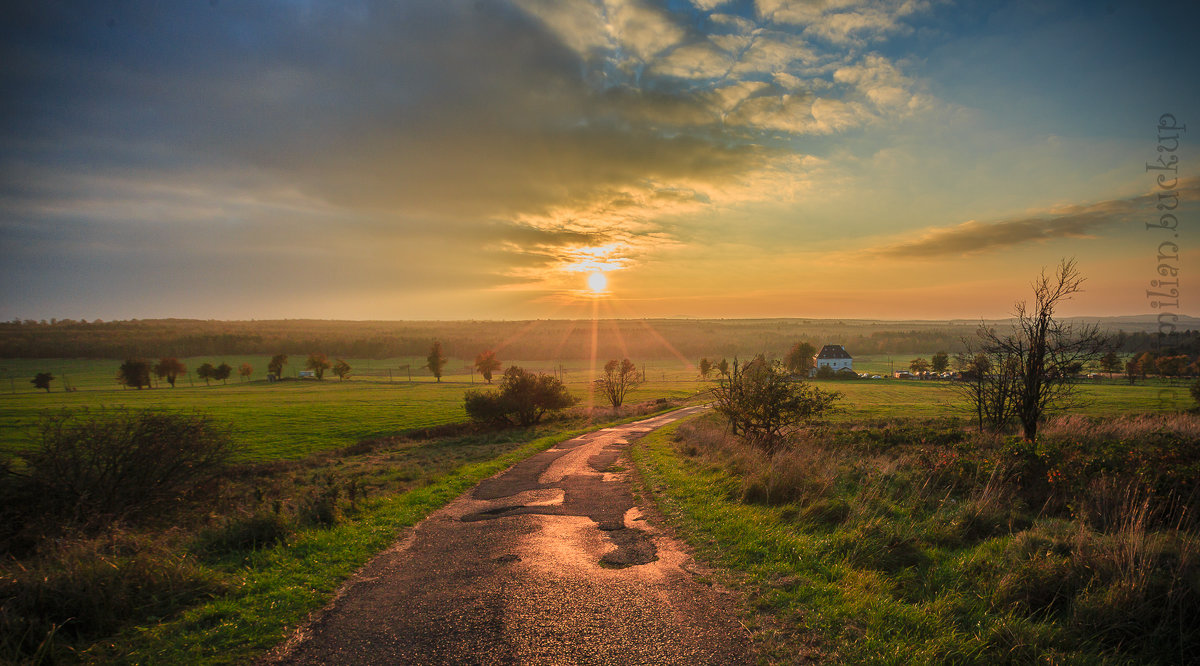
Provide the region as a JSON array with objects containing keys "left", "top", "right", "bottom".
[
  {"left": 0, "top": 357, "right": 706, "bottom": 460},
  {"left": 3, "top": 357, "right": 1191, "bottom": 459}
]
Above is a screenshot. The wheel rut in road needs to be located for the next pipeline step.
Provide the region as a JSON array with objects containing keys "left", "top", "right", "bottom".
[{"left": 268, "top": 406, "right": 752, "bottom": 665}]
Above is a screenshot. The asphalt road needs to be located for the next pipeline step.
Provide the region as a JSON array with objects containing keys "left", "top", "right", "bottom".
[{"left": 267, "top": 406, "right": 754, "bottom": 665}]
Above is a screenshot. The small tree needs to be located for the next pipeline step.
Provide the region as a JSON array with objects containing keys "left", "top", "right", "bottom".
[
  {"left": 474, "top": 350, "right": 502, "bottom": 384},
  {"left": 597, "top": 358, "right": 639, "bottom": 409},
  {"left": 784, "top": 342, "right": 817, "bottom": 376},
  {"left": 464, "top": 366, "right": 578, "bottom": 426},
  {"left": 239, "top": 362, "right": 253, "bottom": 381},
  {"left": 426, "top": 341, "right": 447, "bottom": 382},
  {"left": 930, "top": 351, "right": 950, "bottom": 374},
  {"left": 268, "top": 354, "right": 288, "bottom": 380},
  {"left": 951, "top": 351, "right": 1020, "bottom": 433},
  {"left": 1125, "top": 359, "right": 1140, "bottom": 385},
  {"left": 196, "top": 362, "right": 216, "bottom": 386},
  {"left": 31, "top": 372, "right": 54, "bottom": 392},
  {"left": 214, "top": 362, "right": 232, "bottom": 385},
  {"left": 306, "top": 353, "right": 331, "bottom": 380},
  {"left": 333, "top": 359, "right": 351, "bottom": 381},
  {"left": 1099, "top": 351, "right": 1121, "bottom": 377},
  {"left": 698, "top": 357, "right": 713, "bottom": 379},
  {"left": 1136, "top": 352, "right": 1156, "bottom": 378},
  {"left": 711, "top": 356, "right": 841, "bottom": 454},
  {"left": 117, "top": 359, "right": 152, "bottom": 389},
  {"left": 715, "top": 358, "right": 729, "bottom": 377},
  {"left": 154, "top": 357, "right": 186, "bottom": 388},
  {"left": 909, "top": 358, "right": 930, "bottom": 375}
]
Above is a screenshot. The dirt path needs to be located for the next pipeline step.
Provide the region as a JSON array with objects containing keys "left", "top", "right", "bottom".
[{"left": 266, "top": 407, "right": 753, "bottom": 665}]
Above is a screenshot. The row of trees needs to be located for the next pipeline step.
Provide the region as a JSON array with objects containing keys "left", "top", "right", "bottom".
[{"left": 105, "top": 353, "right": 352, "bottom": 389}]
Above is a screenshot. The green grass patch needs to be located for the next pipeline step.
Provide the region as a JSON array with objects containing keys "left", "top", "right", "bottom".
[{"left": 0, "top": 357, "right": 707, "bottom": 460}]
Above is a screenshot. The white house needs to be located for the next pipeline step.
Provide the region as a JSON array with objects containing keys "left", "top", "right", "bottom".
[{"left": 811, "top": 345, "right": 853, "bottom": 376}]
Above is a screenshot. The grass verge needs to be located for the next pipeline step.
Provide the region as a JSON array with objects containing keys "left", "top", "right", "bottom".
[{"left": 631, "top": 412, "right": 1200, "bottom": 665}]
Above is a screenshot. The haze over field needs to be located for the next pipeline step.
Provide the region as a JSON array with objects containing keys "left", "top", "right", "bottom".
[{"left": 1, "top": 1, "right": 1197, "bottom": 321}]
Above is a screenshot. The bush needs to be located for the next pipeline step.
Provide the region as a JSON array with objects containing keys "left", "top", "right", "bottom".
[
  {"left": 711, "top": 357, "right": 841, "bottom": 453},
  {"left": 464, "top": 366, "right": 577, "bottom": 426},
  {"left": 3, "top": 409, "right": 233, "bottom": 526},
  {"left": 0, "top": 534, "right": 226, "bottom": 658},
  {"left": 193, "top": 511, "right": 292, "bottom": 557}
]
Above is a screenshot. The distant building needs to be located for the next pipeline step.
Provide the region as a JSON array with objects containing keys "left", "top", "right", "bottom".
[{"left": 812, "top": 345, "right": 853, "bottom": 376}]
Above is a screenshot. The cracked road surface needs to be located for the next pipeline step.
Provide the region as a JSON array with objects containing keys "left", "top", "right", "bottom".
[{"left": 268, "top": 406, "right": 753, "bottom": 665}]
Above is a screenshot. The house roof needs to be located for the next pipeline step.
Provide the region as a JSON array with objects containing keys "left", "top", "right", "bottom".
[{"left": 816, "top": 344, "right": 852, "bottom": 359}]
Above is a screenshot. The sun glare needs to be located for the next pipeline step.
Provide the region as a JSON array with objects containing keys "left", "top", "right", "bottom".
[{"left": 587, "top": 271, "right": 608, "bottom": 293}]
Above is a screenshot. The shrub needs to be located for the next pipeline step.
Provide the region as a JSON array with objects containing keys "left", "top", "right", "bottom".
[
  {"left": 0, "top": 533, "right": 226, "bottom": 658},
  {"left": 464, "top": 365, "right": 577, "bottom": 426},
  {"left": 4, "top": 408, "right": 233, "bottom": 526},
  {"left": 711, "top": 357, "right": 841, "bottom": 454},
  {"left": 193, "top": 511, "right": 292, "bottom": 557},
  {"left": 299, "top": 474, "right": 341, "bottom": 526}
]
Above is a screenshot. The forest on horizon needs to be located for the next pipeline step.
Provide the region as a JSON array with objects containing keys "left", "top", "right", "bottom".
[{"left": 1, "top": 317, "right": 1197, "bottom": 361}]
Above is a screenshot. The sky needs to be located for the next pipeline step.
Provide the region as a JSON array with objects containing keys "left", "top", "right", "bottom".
[{"left": 1, "top": 0, "right": 1197, "bottom": 321}]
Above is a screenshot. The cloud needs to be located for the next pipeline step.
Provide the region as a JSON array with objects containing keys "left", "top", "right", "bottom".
[
  {"left": 757, "top": 0, "right": 928, "bottom": 46},
  {"left": 867, "top": 179, "right": 1200, "bottom": 258},
  {"left": 0, "top": 0, "right": 947, "bottom": 316}
]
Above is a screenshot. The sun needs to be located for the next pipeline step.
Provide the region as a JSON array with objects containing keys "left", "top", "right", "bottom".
[{"left": 587, "top": 271, "right": 608, "bottom": 293}]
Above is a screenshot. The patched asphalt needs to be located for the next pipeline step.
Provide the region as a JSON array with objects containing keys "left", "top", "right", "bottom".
[{"left": 266, "top": 406, "right": 754, "bottom": 665}]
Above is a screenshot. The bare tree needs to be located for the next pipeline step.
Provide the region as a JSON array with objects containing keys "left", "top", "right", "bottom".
[
  {"left": 333, "top": 359, "right": 351, "bottom": 381},
  {"left": 968, "top": 259, "right": 1106, "bottom": 442},
  {"left": 597, "top": 358, "right": 639, "bottom": 409},
  {"left": 952, "top": 351, "right": 1020, "bottom": 433}
]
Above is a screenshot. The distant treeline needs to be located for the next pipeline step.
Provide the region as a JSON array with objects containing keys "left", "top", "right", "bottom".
[{"left": 0, "top": 318, "right": 1196, "bottom": 361}]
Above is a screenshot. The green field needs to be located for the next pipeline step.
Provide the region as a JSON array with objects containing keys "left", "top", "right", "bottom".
[
  {"left": 2, "top": 357, "right": 1191, "bottom": 460},
  {"left": 0, "top": 357, "right": 707, "bottom": 460}
]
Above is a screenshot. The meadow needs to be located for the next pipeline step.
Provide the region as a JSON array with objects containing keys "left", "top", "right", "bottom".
[
  {"left": 2, "top": 355, "right": 1192, "bottom": 458},
  {"left": 0, "top": 357, "right": 705, "bottom": 459}
]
